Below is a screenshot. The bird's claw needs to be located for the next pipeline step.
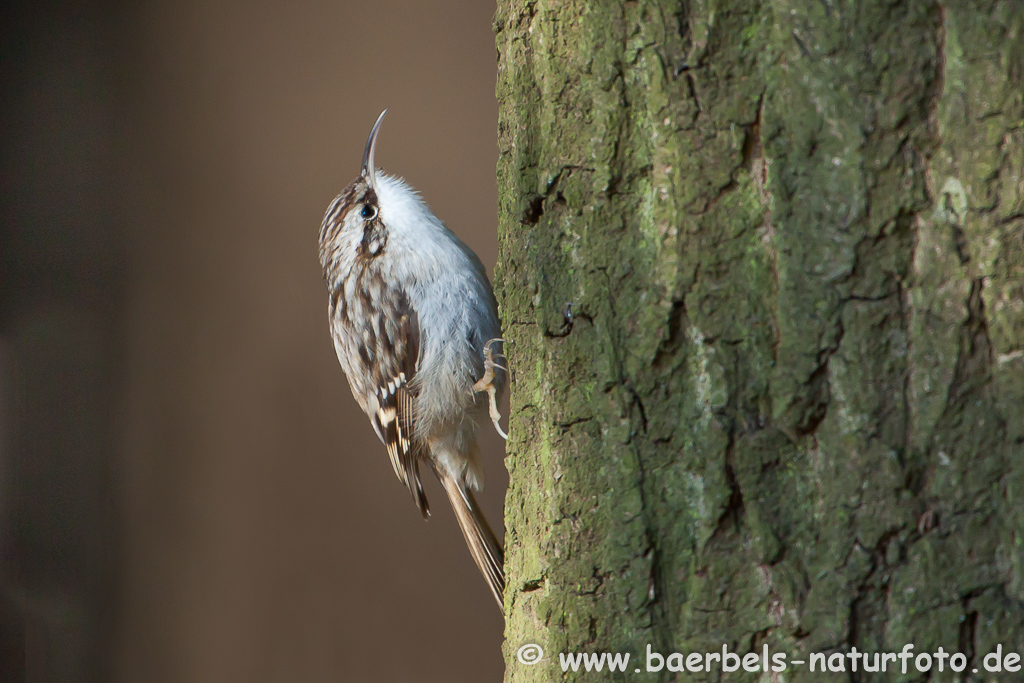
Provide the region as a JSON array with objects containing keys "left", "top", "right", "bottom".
[{"left": 473, "top": 339, "right": 507, "bottom": 440}]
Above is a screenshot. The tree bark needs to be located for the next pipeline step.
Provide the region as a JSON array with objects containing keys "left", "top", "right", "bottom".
[{"left": 494, "top": 1, "right": 1023, "bottom": 681}]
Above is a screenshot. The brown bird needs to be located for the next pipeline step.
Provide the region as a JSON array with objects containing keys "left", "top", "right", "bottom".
[{"left": 318, "top": 111, "right": 507, "bottom": 608}]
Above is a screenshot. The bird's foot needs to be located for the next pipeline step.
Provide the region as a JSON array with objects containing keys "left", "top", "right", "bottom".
[{"left": 473, "top": 339, "right": 507, "bottom": 440}]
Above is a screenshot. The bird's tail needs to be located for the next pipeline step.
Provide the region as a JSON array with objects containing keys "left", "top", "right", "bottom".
[{"left": 438, "top": 473, "right": 505, "bottom": 610}]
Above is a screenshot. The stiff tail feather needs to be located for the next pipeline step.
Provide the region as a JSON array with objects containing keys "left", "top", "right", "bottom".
[{"left": 438, "top": 473, "right": 505, "bottom": 610}]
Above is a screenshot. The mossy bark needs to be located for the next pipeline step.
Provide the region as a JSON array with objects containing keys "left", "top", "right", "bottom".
[{"left": 494, "top": 1, "right": 1024, "bottom": 681}]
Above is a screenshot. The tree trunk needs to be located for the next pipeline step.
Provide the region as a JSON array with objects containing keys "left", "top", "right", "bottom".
[{"left": 494, "top": 1, "right": 1023, "bottom": 681}]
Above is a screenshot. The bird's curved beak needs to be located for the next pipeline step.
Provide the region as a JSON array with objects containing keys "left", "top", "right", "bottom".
[{"left": 361, "top": 109, "right": 387, "bottom": 191}]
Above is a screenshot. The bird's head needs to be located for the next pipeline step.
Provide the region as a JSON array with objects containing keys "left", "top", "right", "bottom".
[
  {"left": 318, "top": 109, "right": 394, "bottom": 265},
  {"left": 319, "top": 110, "right": 458, "bottom": 279}
]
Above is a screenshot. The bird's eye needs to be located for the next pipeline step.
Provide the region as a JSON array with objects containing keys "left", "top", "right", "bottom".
[{"left": 361, "top": 204, "right": 378, "bottom": 220}]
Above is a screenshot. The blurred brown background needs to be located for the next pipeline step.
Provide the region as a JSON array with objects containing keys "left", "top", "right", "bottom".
[{"left": 0, "top": 1, "right": 506, "bottom": 681}]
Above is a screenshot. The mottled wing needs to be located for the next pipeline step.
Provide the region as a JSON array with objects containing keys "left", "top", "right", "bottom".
[{"left": 372, "top": 295, "right": 428, "bottom": 517}]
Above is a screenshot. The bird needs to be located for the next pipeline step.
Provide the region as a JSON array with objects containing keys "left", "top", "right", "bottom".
[{"left": 318, "top": 110, "right": 507, "bottom": 609}]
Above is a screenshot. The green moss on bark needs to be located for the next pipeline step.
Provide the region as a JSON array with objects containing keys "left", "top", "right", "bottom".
[{"left": 495, "top": 1, "right": 1024, "bottom": 681}]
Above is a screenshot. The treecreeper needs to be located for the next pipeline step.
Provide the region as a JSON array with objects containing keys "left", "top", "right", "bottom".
[{"left": 318, "top": 110, "right": 508, "bottom": 609}]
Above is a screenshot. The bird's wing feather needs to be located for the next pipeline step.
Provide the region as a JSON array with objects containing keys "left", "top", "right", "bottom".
[{"left": 371, "top": 294, "right": 428, "bottom": 516}]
